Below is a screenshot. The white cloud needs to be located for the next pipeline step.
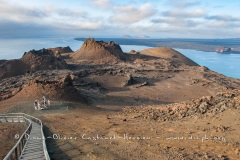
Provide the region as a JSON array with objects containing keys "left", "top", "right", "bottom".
[
  {"left": 90, "top": 0, "right": 111, "bottom": 8},
  {"left": 109, "top": 3, "right": 157, "bottom": 24},
  {"left": 167, "top": 0, "right": 201, "bottom": 8},
  {"left": 0, "top": 0, "right": 101, "bottom": 32},
  {"left": 0, "top": 1, "right": 87, "bottom": 21},
  {"left": 205, "top": 15, "right": 240, "bottom": 22},
  {"left": 162, "top": 9, "right": 206, "bottom": 18},
  {"left": 56, "top": 8, "right": 87, "bottom": 18},
  {"left": 56, "top": 21, "right": 103, "bottom": 30},
  {"left": 0, "top": 0, "right": 239, "bottom": 38},
  {"left": 0, "top": 1, "right": 48, "bottom": 22},
  {"left": 151, "top": 8, "right": 206, "bottom": 29}
]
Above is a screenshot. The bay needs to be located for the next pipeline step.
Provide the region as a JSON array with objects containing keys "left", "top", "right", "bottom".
[{"left": 175, "top": 49, "right": 240, "bottom": 79}]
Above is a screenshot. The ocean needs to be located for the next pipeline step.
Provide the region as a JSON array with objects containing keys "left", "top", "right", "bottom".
[
  {"left": 0, "top": 37, "right": 240, "bottom": 79},
  {"left": 175, "top": 49, "right": 240, "bottom": 79}
]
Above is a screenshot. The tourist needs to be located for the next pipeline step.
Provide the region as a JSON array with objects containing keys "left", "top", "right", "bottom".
[
  {"left": 34, "top": 100, "right": 38, "bottom": 110},
  {"left": 47, "top": 99, "right": 51, "bottom": 108},
  {"left": 37, "top": 100, "right": 41, "bottom": 110},
  {"left": 42, "top": 96, "right": 46, "bottom": 104},
  {"left": 42, "top": 96, "right": 47, "bottom": 109}
]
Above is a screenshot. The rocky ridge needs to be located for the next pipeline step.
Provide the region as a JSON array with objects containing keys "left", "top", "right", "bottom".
[
  {"left": 22, "top": 48, "right": 68, "bottom": 71},
  {"left": 71, "top": 38, "right": 126, "bottom": 63},
  {"left": 0, "top": 48, "right": 69, "bottom": 80},
  {"left": 139, "top": 47, "right": 198, "bottom": 66},
  {"left": 0, "top": 59, "right": 29, "bottom": 80},
  {"left": 48, "top": 46, "right": 73, "bottom": 54},
  {"left": 122, "top": 90, "right": 240, "bottom": 121}
]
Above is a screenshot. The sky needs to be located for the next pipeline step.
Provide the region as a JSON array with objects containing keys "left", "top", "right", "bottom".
[{"left": 1, "top": 0, "right": 240, "bottom": 38}]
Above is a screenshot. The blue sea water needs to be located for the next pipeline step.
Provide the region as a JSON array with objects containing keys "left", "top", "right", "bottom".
[
  {"left": 0, "top": 38, "right": 240, "bottom": 79},
  {"left": 0, "top": 38, "right": 83, "bottom": 59},
  {"left": 175, "top": 49, "right": 240, "bottom": 79}
]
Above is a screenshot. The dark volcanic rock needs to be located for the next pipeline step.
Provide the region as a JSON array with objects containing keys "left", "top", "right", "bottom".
[
  {"left": 0, "top": 60, "right": 8, "bottom": 65},
  {"left": 122, "top": 90, "right": 240, "bottom": 122},
  {"left": 21, "top": 48, "right": 68, "bottom": 71},
  {"left": 0, "top": 48, "right": 69, "bottom": 80},
  {"left": 130, "top": 50, "right": 140, "bottom": 54},
  {"left": 123, "top": 74, "right": 136, "bottom": 86},
  {"left": 71, "top": 38, "right": 126, "bottom": 63},
  {"left": 48, "top": 46, "right": 73, "bottom": 57},
  {"left": 60, "top": 74, "right": 73, "bottom": 87},
  {"left": 8, "top": 75, "right": 86, "bottom": 102},
  {"left": 0, "top": 59, "right": 29, "bottom": 80}
]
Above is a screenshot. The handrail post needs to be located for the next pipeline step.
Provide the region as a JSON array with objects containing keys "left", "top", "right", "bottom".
[
  {"left": 14, "top": 147, "right": 18, "bottom": 160},
  {"left": 21, "top": 137, "right": 24, "bottom": 149}
]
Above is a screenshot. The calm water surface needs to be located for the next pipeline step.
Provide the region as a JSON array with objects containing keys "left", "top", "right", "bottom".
[
  {"left": 175, "top": 49, "right": 240, "bottom": 79},
  {"left": 0, "top": 38, "right": 83, "bottom": 59}
]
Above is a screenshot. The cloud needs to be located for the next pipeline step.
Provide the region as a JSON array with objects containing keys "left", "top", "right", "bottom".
[
  {"left": 0, "top": 1, "right": 88, "bottom": 22},
  {"left": 162, "top": 9, "right": 206, "bottom": 18},
  {"left": 90, "top": 0, "right": 111, "bottom": 8},
  {"left": 203, "top": 14, "right": 240, "bottom": 30},
  {"left": 56, "top": 21, "right": 103, "bottom": 31},
  {"left": 0, "top": 0, "right": 239, "bottom": 38},
  {"left": 151, "top": 8, "right": 205, "bottom": 29},
  {"left": 151, "top": 17, "right": 201, "bottom": 29},
  {"left": 205, "top": 20, "right": 240, "bottom": 30},
  {"left": 0, "top": 1, "right": 48, "bottom": 22},
  {"left": 0, "top": 0, "right": 102, "bottom": 36},
  {"left": 205, "top": 15, "right": 240, "bottom": 22},
  {"left": 167, "top": 0, "right": 201, "bottom": 8},
  {"left": 149, "top": 11, "right": 240, "bottom": 38},
  {"left": 0, "top": 19, "right": 104, "bottom": 38},
  {"left": 109, "top": 3, "right": 157, "bottom": 24},
  {"left": 56, "top": 8, "right": 87, "bottom": 18}
]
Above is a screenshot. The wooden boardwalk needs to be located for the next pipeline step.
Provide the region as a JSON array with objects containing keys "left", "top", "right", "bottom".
[
  {"left": 0, "top": 113, "right": 50, "bottom": 160},
  {"left": 19, "top": 121, "right": 46, "bottom": 160}
]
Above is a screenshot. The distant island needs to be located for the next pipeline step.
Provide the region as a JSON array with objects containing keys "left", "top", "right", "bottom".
[
  {"left": 215, "top": 46, "right": 240, "bottom": 54},
  {"left": 75, "top": 37, "right": 240, "bottom": 53}
]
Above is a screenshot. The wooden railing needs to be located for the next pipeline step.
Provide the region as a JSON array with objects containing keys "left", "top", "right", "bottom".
[{"left": 0, "top": 113, "right": 50, "bottom": 160}]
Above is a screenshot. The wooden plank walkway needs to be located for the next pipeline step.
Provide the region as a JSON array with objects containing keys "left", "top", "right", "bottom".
[
  {"left": 1, "top": 114, "right": 50, "bottom": 160},
  {"left": 19, "top": 121, "right": 46, "bottom": 160},
  {"left": 0, "top": 116, "right": 24, "bottom": 122}
]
